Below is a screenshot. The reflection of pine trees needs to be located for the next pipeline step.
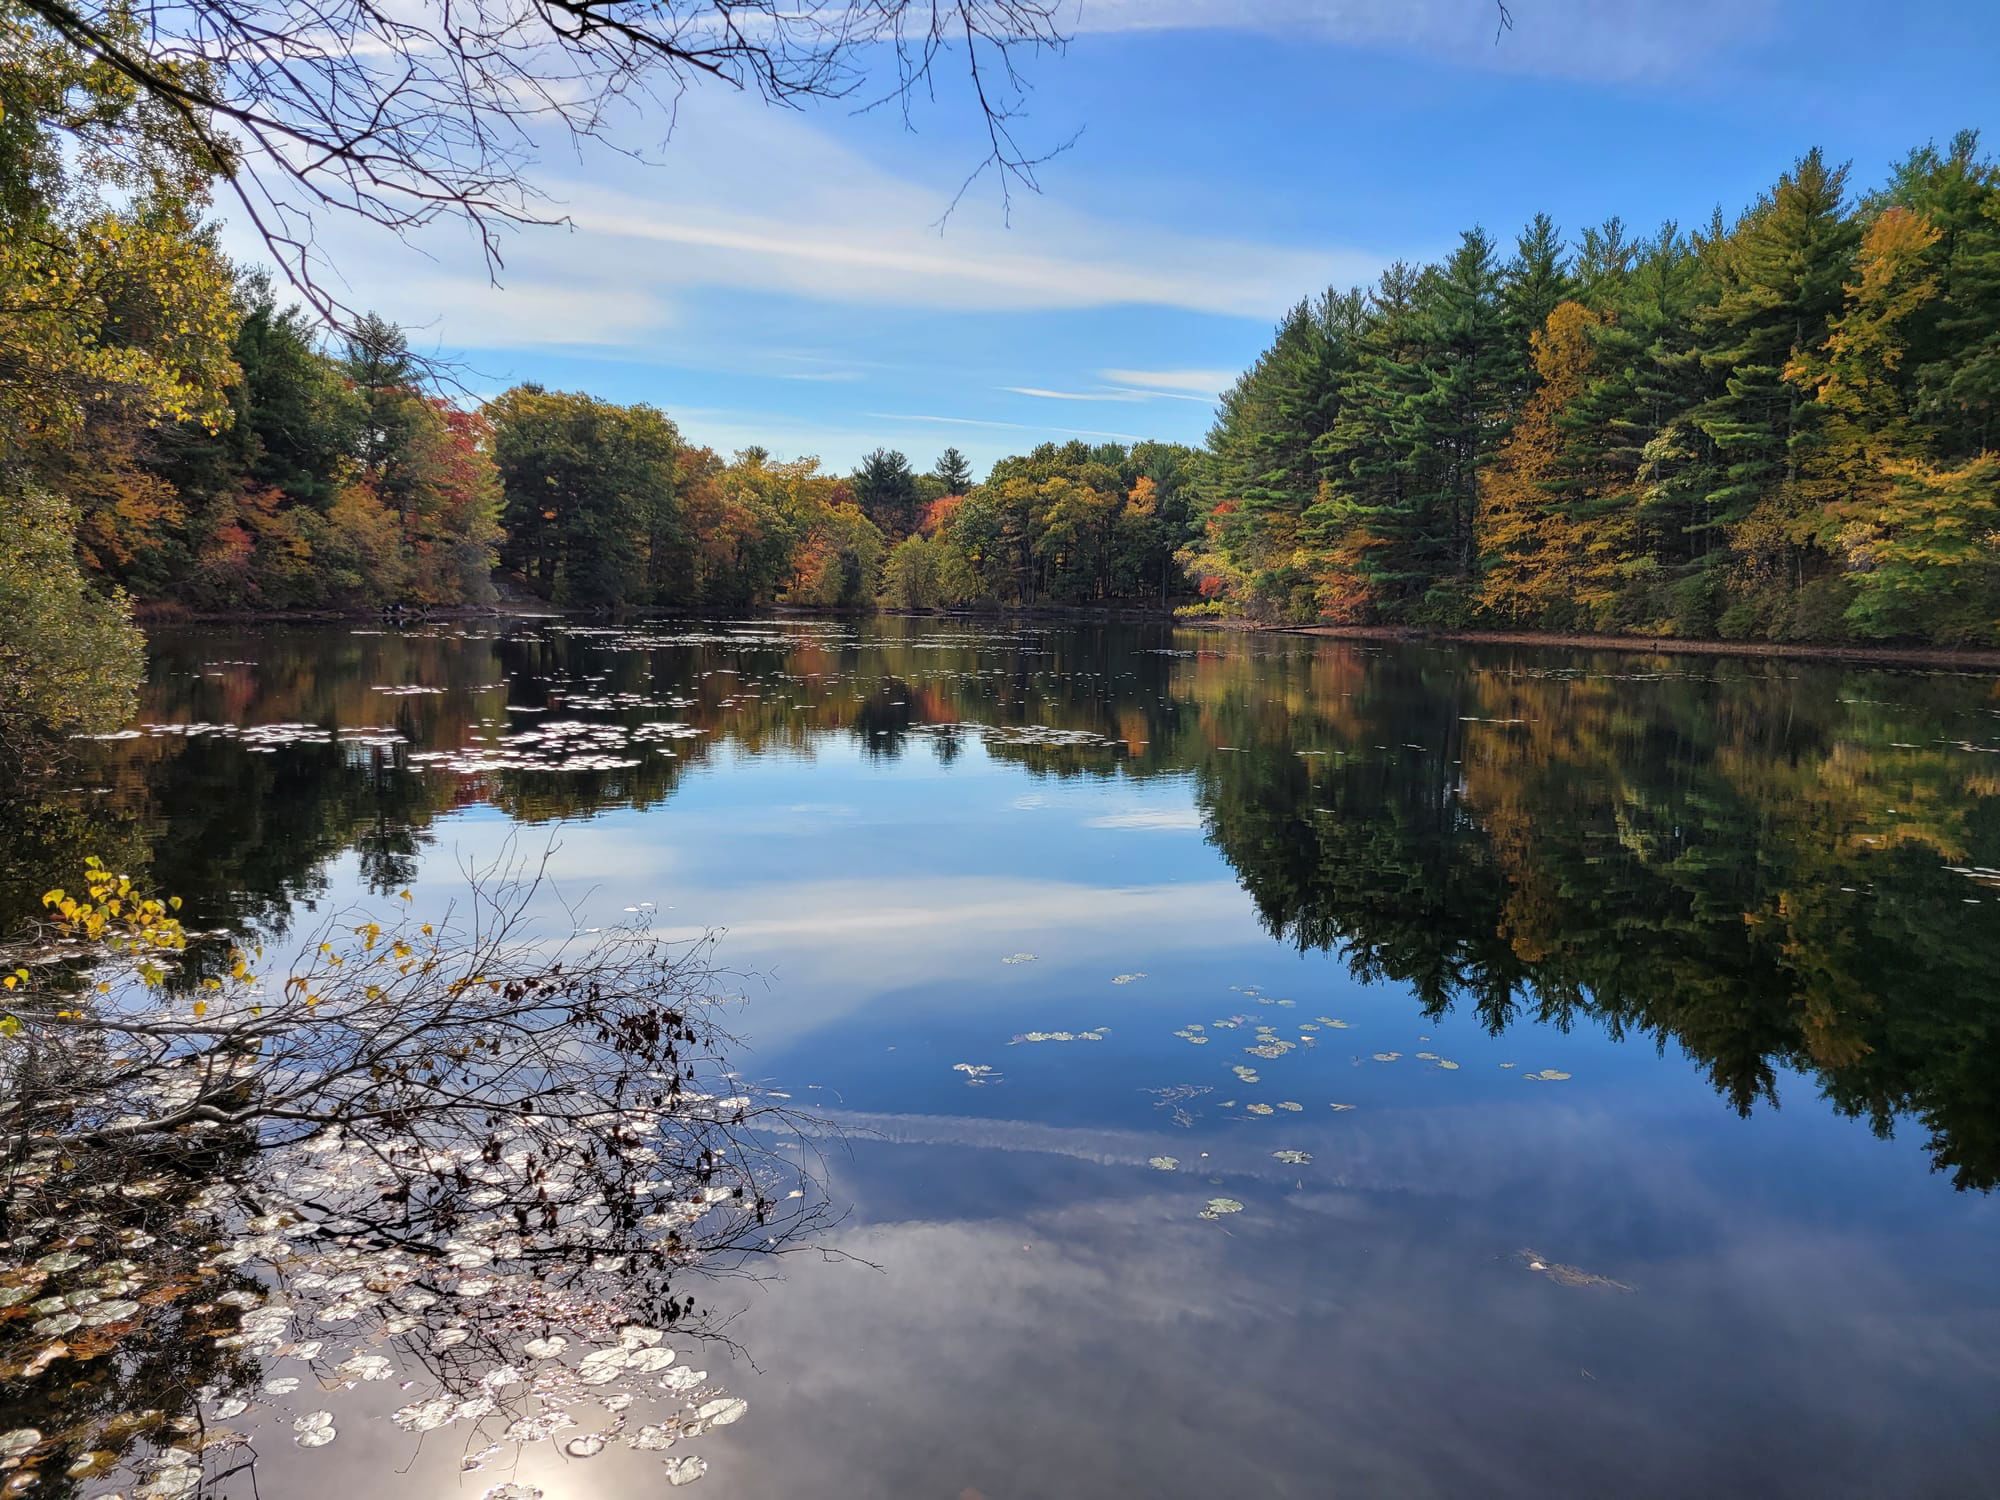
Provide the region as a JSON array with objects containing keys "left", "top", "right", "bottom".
[{"left": 1189, "top": 644, "right": 2000, "bottom": 1189}]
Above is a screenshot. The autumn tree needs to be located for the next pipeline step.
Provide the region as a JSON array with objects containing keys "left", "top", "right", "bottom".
[{"left": 1477, "top": 301, "right": 1625, "bottom": 624}]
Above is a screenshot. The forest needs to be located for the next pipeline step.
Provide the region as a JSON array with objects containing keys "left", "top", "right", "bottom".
[
  {"left": 7, "top": 0, "right": 2000, "bottom": 762},
  {"left": 1187, "top": 135, "right": 2000, "bottom": 643}
]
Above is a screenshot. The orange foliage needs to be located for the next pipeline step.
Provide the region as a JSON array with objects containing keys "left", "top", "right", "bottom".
[{"left": 920, "top": 493, "right": 964, "bottom": 537}]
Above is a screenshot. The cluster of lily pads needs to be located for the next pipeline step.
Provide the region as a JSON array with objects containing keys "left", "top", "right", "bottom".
[
  {"left": 0, "top": 1121, "right": 770, "bottom": 1496},
  {"left": 74, "top": 722, "right": 408, "bottom": 750},
  {"left": 906, "top": 721, "right": 1116, "bottom": 750},
  {"left": 402, "top": 718, "right": 708, "bottom": 775}
]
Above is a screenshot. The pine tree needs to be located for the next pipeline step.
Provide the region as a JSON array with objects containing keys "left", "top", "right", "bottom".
[
  {"left": 1692, "top": 149, "right": 1859, "bottom": 526},
  {"left": 1306, "top": 264, "right": 1431, "bottom": 618},
  {"left": 1200, "top": 290, "right": 1365, "bottom": 616},
  {"left": 1411, "top": 228, "right": 1513, "bottom": 592},
  {"left": 933, "top": 447, "right": 974, "bottom": 495},
  {"left": 1574, "top": 216, "right": 1638, "bottom": 308},
  {"left": 1502, "top": 213, "right": 1575, "bottom": 395},
  {"left": 1881, "top": 131, "right": 2000, "bottom": 457},
  {"left": 852, "top": 448, "right": 921, "bottom": 539}
]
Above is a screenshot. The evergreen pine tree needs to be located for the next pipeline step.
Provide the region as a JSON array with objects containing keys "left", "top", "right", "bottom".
[{"left": 933, "top": 447, "right": 975, "bottom": 495}]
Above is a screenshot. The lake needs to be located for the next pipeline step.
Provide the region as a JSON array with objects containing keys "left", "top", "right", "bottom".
[{"left": 5, "top": 616, "right": 2000, "bottom": 1499}]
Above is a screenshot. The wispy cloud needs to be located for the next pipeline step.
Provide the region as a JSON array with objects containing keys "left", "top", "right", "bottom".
[
  {"left": 868, "top": 412, "right": 1145, "bottom": 443},
  {"left": 1103, "top": 386, "right": 1218, "bottom": 404},
  {"left": 1099, "top": 368, "right": 1235, "bottom": 396},
  {"left": 779, "top": 370, "right": 865, "bottom": 383},
  {"left": 1002, "top": 386, "right": 1148, "bottom": 403},
  {"left": 1003, "top": 383, "right": 1218, "bottom": 406},
  {"left": 1065, "top": 0, "right": 1777, "bottom": 82}
]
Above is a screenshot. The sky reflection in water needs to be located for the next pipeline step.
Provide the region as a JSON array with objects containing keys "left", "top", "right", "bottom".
[{"left": 10, "top": 618, "right": 2000, "bottom": 1498}]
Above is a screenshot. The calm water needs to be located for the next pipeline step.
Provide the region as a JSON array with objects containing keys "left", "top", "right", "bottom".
[{"left": 7, "top": 616, "right": 2000, "bottom": 1498}]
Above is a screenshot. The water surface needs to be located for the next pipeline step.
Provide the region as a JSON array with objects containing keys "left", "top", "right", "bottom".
[{"left": 6, "top": 617, "right": 2000, "bottom": 1499}]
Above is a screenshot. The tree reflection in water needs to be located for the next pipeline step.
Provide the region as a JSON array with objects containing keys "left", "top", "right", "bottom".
[{"left": 0, "top": 856, "right": 830, "bottom": 1496}]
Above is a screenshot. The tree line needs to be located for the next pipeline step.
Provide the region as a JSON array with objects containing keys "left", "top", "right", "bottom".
[{"left": 1183, "top": 133, "right": 2000, "bottom": 645}]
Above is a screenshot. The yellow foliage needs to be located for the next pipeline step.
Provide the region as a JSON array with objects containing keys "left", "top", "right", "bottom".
[{"left": 1476, "top": 301, "right": 1629, "bottom": 624}]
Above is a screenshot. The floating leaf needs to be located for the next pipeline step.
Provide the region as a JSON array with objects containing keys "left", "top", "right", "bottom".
[
  {"left": 696, "top": 1396, "right": 747, "bottom": 1427},
  {"left": 1147, "top": 1156, "right": 1178, "bottom": 1171},
  {"left": 664, "top": 1455, "right": 709, "bottom": 1486},
  {"left": 335, "top": 1353, "right": 392, "bottom": 1382},
  {"left": 1198, "top": 1197, "right": 1244, "bottom": 1220},
  {"left": 1272, "top": 1150, "right": 1312, "bottom": 1165}
]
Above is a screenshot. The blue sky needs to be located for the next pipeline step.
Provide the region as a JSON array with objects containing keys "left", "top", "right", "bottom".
[{"left": 226, "top": 0, "right": 2000, "bottom": 477}]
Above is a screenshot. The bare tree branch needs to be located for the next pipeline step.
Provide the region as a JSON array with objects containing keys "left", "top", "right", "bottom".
[{"left": 13, "top": 0, "right": 1072, "bottom": 328}]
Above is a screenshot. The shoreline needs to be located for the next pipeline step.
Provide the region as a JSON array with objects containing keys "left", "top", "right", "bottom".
[
  {"left": 131, "top": 600, "right": 2000, "bottom": 671},
  {"left": 1203, "top": 619, "right": 2000, "bottom": 671}
]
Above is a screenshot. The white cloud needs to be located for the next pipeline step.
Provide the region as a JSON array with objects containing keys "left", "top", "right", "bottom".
[
  {"left": 221, "top": 91, "right": 1378, "bottom": 351},
  {"left": 1099, "top": 368, "right": 1236, "bottom": 396},
  {"left": 1003, "top": 384, "right": 1217, "bottom": 406},
  {"left": 1065, "top": 0, "right": 1778, "bottom": 82},
  {"left": 1002, "top": 386, "right": 1148, "bottom": 403}
]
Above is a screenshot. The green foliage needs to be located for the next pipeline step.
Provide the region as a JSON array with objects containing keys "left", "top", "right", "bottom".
[
  {"left": 851, "top": 448, "right": 921, "bottom": 539},
  {"left": 489, "top": 386, "right": 682, "bottom": 608},
  {"left": 0, "top": 486, "right": 145, "bottom": 756},
  {"left": 932, "top": 446, "right": 975, "bottom": 496},
  {"left": 881, "top": 533, "right": 944, "bottom": 609}
]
